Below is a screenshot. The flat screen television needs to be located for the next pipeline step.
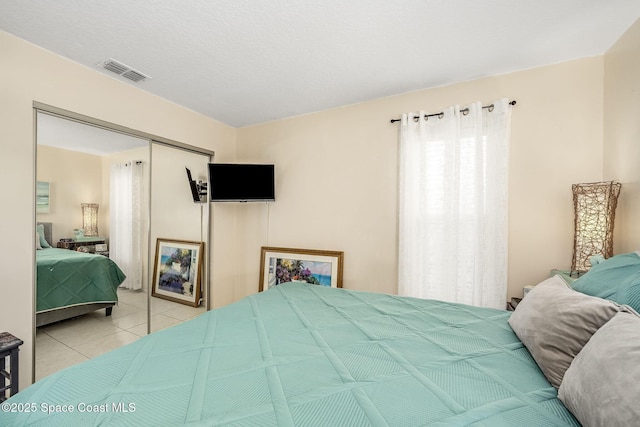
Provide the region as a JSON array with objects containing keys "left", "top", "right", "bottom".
[{"left": 208, "top": 163, "right": 275, "bottom": 202}]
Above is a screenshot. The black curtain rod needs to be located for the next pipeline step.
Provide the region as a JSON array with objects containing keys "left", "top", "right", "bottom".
[{"left": 390, "top": 100, "right": 516, "bottom": 124}]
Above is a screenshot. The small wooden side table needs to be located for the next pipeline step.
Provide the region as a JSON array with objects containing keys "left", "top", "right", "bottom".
[
  {"left": 506, "top": 297, "right": 522, "bottom": 311},
  {"left": 57, "top": 238, "right": 106, "bottom": 254},
  {"left": 0, "top": 332, "right": 23, "bottom": 402}
]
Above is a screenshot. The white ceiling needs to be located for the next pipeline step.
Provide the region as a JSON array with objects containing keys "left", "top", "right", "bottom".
[{"left": 2, "top": 1, "right": 639, "bottom": 128}]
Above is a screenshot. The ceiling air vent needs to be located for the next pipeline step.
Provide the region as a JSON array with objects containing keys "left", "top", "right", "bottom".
[{"left": 98, "top": 58, "right": 151, "bottom": 83}]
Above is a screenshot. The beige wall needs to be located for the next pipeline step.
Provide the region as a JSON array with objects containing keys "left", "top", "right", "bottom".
[
  {"left": 36, "top": 145, "right": 104, "bottom": 243},
  {"left": 604, "top": 18, "right": 640, "bottom": 253},
  {"left": 236, "top": 57, "right": 606, "bottom": 301},
  {"left": 0, "top": 30, "right": 236, "bottom": 389}
]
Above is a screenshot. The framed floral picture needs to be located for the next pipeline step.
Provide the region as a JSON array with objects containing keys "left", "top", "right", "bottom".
[
  {"left": 152, "top": 238, "right": 203, "bottom": 307},
  {"left": 259, "top": 247, "right": 344, "bottom": 291}
]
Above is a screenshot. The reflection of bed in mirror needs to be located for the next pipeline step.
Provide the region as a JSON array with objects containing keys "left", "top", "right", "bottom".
[{"left": 36, "top": 222, "right": 126, "bottom": 327}]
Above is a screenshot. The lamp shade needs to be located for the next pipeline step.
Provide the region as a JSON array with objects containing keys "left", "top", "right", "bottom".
[
  {"left": 571, "top": 181, "right": 621, "bottom": 274},
  {"left": 82, "top": 203, "right": 99, "bottom": 237}
]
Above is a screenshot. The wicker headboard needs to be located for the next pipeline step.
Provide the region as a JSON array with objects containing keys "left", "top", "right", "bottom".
[{"left": 37, "top": 222, "right": 53, "bottom": 247}]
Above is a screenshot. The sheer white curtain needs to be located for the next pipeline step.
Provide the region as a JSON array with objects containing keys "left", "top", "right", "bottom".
[
  {"left": 110, "top": 161, "right": 144, "bottom": 290},
  {"left": 398, "top": 98, "right": 511, "bottom": 309}
]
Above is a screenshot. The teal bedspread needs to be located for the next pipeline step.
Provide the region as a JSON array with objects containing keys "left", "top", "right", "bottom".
[
  {"left": 2, "top": 283, "right": 578, "bottom": 426},
  {"left": 36, "top": 248, "right": 126, "bottom": 313}
]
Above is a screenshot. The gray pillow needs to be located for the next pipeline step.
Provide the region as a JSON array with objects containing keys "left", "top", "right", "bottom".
[
  {"left": 558, "top": 310, "right": 640, "bottom": 427},
  {"left": 508, "top": 275, "right": 621, "bottom": 388}
]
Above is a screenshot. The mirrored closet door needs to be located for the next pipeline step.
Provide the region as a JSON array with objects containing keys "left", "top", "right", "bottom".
[{"left": 34, "top": 109, "right": 212, "bottom": 381}]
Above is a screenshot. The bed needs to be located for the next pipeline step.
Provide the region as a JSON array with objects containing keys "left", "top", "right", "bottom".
[
  {"left": 35, "top": 223, "right": 126, "bottom": 327},
  {"left": 6, "top": 250, "right": 640, "bottom": 426},
  {"left": 3, "top": 282, "right": 580, "bottom": 426}
]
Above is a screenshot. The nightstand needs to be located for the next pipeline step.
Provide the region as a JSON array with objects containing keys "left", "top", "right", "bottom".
[
  {"left": 0, "top": 332, "right": 23, "bottom": 402},
  {"left": 57, "top": 238, "right": 106, "bottom": 254},
  {"left": 506, "top": 297, "right": 522, "bottom": 311}
]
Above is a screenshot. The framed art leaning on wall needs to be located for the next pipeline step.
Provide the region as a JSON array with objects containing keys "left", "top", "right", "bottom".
[
  {"left": 259, "top": 246, "right": 344, "bottom": 291},
  {"left": 152, "top": 238, "right": 203, "bottom": 307}
]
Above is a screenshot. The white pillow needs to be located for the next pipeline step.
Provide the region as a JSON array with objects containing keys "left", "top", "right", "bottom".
[
  {"left": 36, "top": 231, "right": 43, "bottom": 250},
  {"left": 36, "top": 224, "right": 51, "bottom": 248}
]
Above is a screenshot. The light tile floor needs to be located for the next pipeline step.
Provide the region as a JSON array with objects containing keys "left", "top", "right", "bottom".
[{"left": 35, "top": 288, "right": 206, "bottom": 381}]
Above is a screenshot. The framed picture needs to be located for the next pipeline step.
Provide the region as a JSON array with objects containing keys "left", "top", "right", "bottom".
[
  {"left": 152, "top": 238, "right": 203, "bottom": 307},
  {"left": 259, "top": 246, "right": 344, "bottom": 291},
  {"left": 36, "top": 181, "right": 50, "bottom": 213}
]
